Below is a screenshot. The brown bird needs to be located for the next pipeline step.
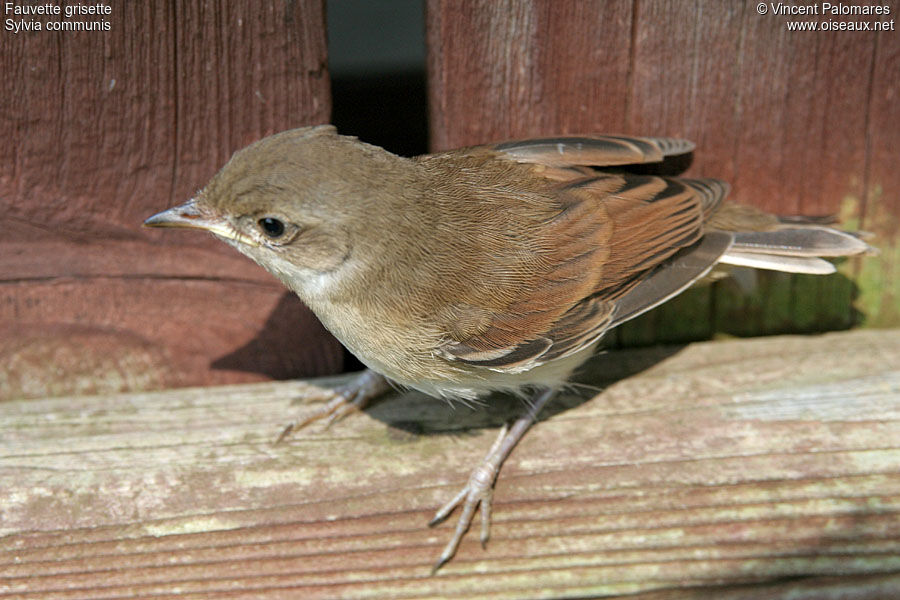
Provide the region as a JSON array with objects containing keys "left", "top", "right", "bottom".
[{"left": 145, "top": 125, "right": 874, "bottom": 571}]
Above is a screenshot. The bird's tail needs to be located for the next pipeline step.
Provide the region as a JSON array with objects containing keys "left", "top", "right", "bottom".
[{"left": 710, "top": 205, "right": 876, "bottom": 275}]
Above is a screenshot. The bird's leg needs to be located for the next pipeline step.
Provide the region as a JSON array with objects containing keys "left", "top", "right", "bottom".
[
  {"left": 276, "top": 368, "right": 390, "bottom": 443},
  {"left": 429, "top": 387, "right": 556, "bottom": 573}
]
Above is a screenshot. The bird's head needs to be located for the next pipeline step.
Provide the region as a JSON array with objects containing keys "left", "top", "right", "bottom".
[{"left": 144, "top": 125, "right": 412, "bottom": 296}]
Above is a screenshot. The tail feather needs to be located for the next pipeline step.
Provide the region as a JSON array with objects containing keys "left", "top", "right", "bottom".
[
  {"left": 731, "top": 226, "right": 873, "bottom": 257},
  {"left": 717, "top": 224, "right": 876, "bottom": 275},
  {"left": 718, "top": 251, "right": 837, "bottom": 275},
  {"left": 777, "top": 214, "right": 839, "bottom": 226}
]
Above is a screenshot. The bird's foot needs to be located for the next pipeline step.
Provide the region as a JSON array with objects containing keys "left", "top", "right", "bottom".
[
  {"left": 428, "top": 422, "right": 511, "bottom": 573},
  {"left": 427, "top": 387, "right": 556, "bottom": 573},
  {"left": 276, "top": 369, "right": 390, "bottom": 443}
]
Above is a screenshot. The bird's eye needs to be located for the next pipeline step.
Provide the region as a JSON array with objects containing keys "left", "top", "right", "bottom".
[{"left": 258, "top": 217, "right": 285, "bottom": 238}]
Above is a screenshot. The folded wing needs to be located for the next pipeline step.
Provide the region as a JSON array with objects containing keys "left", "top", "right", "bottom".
[{"left": 438, "top": 135, "right": 731, "bottom": 372}]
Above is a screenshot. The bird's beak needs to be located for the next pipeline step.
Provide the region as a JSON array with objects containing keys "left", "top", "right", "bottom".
[{"left": 144, "top": 199, "right": 256, "bottom": 245}]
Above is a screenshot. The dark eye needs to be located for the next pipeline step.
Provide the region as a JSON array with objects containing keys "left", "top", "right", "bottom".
[{"left": 258, "top": 217, "right": 285, "bottom": 238}]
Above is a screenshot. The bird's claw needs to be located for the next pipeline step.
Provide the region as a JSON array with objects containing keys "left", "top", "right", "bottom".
[
  {"left": 275, "top": 369, "right": 389, "bottom": 443},
  {"left": 429, "top": 423, "right": 510, "bottom": 573}
]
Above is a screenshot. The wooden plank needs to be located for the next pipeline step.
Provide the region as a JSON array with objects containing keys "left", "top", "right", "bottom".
[
  {"left": 2, "top": 329, "right": 899, "bottom": 598},
  {"left": 425, "top": 0, "right": 899, "bottom": 343},
  {"left": 0, "top": 0, "right": 341, "bottom": 401}
]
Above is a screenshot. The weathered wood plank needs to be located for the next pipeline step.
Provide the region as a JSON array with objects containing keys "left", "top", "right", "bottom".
[{"left": 2, "top": 329, "right": 899, "bottom": 598}]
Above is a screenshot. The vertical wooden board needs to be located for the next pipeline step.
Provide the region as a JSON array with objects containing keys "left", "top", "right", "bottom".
[
  {"left": 627, "top": 1, "right": 740, "bottom": 183},
  {"left": 726, "top": 6, "right": 795, "bottom": 215},
  {"left": 527, "top": 1, "right": 634, "bottom": 135},
  {"left": 802, "top": 32, "right": 872, "bottom": 216},
  {"left": 858, "top": 23, "right": 900, "bottom": 328},
  {"left": 627, "top": 0, "right": 711, "bottom": 140},
  {"left": 1, "top": 0, "right": 340, "bottom": 400},
  {"left": 5, "top": 2, "right": 178, "bottom": 232},
  {"left": 426, "top": 0, "right": 634, "bottom": 150},
  {"left": 169, "top": 0, "right": 330, "bottom": 201},
  {"left": 728, "top": 10, "right": 875, "bottom": 217}
]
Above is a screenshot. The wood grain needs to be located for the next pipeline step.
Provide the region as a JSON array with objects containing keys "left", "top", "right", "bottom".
[
  {"left": 427, "top": 0, "right": 634, "bottom": 147},
  {"left": 2, "top": 329, "right": 899, "bottom": 598},
  {"left": 859, "top": 16, "right": 900, "bottom": 328},
  {"left": 0, "top": 0, "right": 341, "bottom": 401}
]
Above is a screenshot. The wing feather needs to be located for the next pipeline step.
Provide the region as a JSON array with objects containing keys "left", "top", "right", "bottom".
[
  {"left": 439, "top": 165, "right": 731, "bottom": 371},
  {"left": 491, "top": 135, "right": 694, "bottom": 168}
]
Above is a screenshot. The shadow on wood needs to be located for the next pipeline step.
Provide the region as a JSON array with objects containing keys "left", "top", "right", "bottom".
[{"left": 211, "top": 292, "right": 344, "bottom": 381}]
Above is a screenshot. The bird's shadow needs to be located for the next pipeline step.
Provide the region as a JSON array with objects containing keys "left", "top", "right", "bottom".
[
  {"left": 336, "top": 343, "right": 686, "bottom": 438},
  {"left": 622, "top": 149, "right": 694, "bottom": 176},
  {"left": 211, "top": 292, "right": 344, "bottom": 379}
]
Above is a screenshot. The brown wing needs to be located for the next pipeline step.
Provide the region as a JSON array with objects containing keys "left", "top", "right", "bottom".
[{"left": 437, "top": 143, "right": 730, "bottom": 372}]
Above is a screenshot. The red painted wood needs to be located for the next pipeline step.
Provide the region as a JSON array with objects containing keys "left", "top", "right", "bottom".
[{"left": 0, "top": 0, "right": 341, "bottom": 400}]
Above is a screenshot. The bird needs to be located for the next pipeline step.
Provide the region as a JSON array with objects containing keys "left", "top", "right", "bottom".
[{"left": 144, "top": 125, "right": 874, "bottom": 572}]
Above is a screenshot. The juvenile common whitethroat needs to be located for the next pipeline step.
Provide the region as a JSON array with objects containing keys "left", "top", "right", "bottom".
[{"left": 145, "top": 125, "right": 874, "bottom": 571}]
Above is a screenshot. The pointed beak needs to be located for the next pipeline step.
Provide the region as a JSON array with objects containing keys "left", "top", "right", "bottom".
[
  {"left": 144, "top": 199, "right": 257, "bottom": 246},
  {"left": 144, "top": 198, "right": 219, "bottom": 230}
]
